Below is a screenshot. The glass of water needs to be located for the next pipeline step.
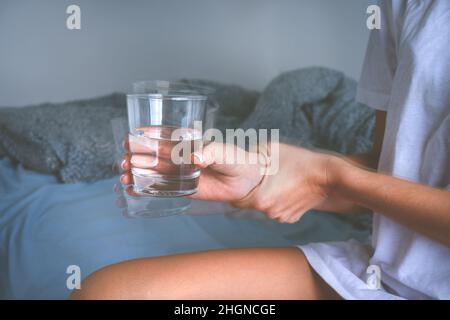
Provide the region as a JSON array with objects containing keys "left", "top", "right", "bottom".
[
  {"left": 133, "top": 80, "right": 219, "bottom": 130},
  {"left": 127, "top": 92, "right": 207, "bottom": 197}
]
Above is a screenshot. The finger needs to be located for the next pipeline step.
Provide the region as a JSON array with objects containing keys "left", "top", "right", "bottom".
[
  {"left": 191, "top": 152, "right": 206, "bottom": 168},
  {"left": 120, "top": 172, "right": 133, "bottom": 185},
  {"left": 125, "top": 185, "right": 144, "bottom": 197},
  {"left": 130, "top": 154, "right": 158, "bottom": 168},
  {"left": 123, "top": 135, "right": 130, "bottom": 152},
  {"left": 130, "top": 154, "right": 196, "bottom": 176},
  {"left": 121, "top": 154, "right": 132, "bottom": 171},
  {"left": 128, "top": 132, "right": 174, "bottom": 158},
  {"left": 193, "top": 142, "right": 251, "bottom": 175},
  {"left": 128, "top": 134, "right": 158, "bottom": 155},
  {"left": 291, "top": 208, "right": 307, "bottom": 223},
  {"left": 286, "top": 213, "right": 301, "bottom": 224},
  {"left": 276, "top": 215, "right": 288, "bottom": 224},
  {"left": 199, "top": 142, "right": 232, "bottom": 167},
  {"left": 280, "top": 208, "right": 305, "bottom": 224},
  {"left": 265, "top": 210, "right": 282, "bottom": 221},
  {"left": 287, "top": 215, "right": 301, "bottom": 224}
]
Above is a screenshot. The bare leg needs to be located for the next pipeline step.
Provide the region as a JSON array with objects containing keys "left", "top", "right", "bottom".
[{"left": 70, "top": 247, "right": 339, "bottom": 300}]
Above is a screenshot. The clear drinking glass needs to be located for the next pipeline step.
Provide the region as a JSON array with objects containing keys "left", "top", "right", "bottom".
[
  {"left": 127, "top": 92, "right": 207, "bottom": 197},
  {"left": 133, "top": 80, "right": 219, "bottom": 130}
]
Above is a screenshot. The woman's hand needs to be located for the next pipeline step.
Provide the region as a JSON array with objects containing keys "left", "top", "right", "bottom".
[
  {"left": 231, "top": 143, "right": 333, "bottom": 223},
  {"left": 120, "top": 140, "right": 265, "bottom": 202},
  {"left": 120, "top": 139, "right": 335, "bottom": 223}
]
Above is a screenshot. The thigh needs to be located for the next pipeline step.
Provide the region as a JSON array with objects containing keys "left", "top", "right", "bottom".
[{"left": 70, "top": 247, "right": 339, "bottom": 300}]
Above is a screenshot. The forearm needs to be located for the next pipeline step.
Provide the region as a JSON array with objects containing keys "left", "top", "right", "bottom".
[
  {"left": 314, "top": 152, "right": 376, "bottom": 214},
  {"left": 329, "top": 157, "right": 450, "bottom": 247}
]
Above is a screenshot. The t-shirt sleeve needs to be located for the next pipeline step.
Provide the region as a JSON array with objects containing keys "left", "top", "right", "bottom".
[{"left": 356, "top": 0, "right": 398, "bottom": 111}]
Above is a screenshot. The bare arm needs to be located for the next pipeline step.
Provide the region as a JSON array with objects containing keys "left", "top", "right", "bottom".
[
  {"left": 121, "top": 108, "right": 450, "bottom": 246},
  {"left": 319, "top": 109, "right": 450, "bottom": 246},
  {"left": 315, "top": 111, "right": 386, "bottom": 214},
  {"left": 233, "top": 109, "right": 450, "bottom": 246},
  {"left": 327, "top": 155, "right": 450, "bottom": 247}
]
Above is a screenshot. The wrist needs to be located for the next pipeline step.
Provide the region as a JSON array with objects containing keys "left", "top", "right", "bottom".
[{"left": 326, "top": 155, "right": 362, "bottom": 199}]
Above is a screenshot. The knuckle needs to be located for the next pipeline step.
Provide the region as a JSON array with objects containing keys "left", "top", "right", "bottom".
[
  {"left": 289, "top": 211, "right": 305, "bottom": 224},
  {"left": 255, "top": 197, "right": 274, "bottom": 212},
  {"left": 277, "top": 215, "right": 290, "bottom": 224},
  {"left": 266, "top": 209, "right": 280, "bottom": 220},
  {"left": 287, "top": 216, "right": 299, "bottom": 224},
  {"left": 202, "top": 143, "right": 216, "bottom": 165}
]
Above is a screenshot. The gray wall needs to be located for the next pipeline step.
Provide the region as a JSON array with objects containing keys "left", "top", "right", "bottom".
[{"left": 0, "top": 0, "right": 371, "bottom": 106}]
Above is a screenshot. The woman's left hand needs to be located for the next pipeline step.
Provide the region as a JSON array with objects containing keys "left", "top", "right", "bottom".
[{"left": 233, "top": 143, "right": 334, "bottom": 224}]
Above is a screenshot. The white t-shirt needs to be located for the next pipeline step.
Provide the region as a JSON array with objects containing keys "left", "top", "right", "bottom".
[{"left": 300, "top": 0, "right": 450, "bottom": 299}]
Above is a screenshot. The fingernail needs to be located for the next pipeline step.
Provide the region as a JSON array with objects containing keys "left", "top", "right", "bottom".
[
  {"left": 192, "top": 152, "right": 203, "bottom": 164},
  {"left": 120, "top": 159, "right": 127, "bottom": 170}
]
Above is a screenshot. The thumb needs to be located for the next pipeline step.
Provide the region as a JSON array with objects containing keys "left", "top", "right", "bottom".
[
  {"left": 192, "top": 142, "right": 248, "bottom": 175},
  {"left": 192, "top": 142, "right": 224, "bottom": 168}
]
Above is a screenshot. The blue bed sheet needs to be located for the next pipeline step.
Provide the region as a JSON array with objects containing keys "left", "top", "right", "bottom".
[{"left": 0, "top": 158, "right": 370, "bottom": 299}]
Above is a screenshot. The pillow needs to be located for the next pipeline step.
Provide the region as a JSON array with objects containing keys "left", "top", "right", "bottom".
[{"left": 0, "top": 93, "right": 127, "bottom": 182}]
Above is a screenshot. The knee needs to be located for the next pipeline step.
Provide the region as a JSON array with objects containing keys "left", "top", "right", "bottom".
[
  {"left": 69, "top": 258, "right": 168, "bottom": 300},
  {"left": 69, "top": 263, "right": 131, "bottom": 300}
]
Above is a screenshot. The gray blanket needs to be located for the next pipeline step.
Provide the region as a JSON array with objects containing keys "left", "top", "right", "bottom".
[
  {"left": 242, "top": 67, "right": 375, "bottom": 154},
  {"left": 0, "top": 67, "right": 374, "bottom": 183},
  {"left": 0, "top": 94, "right": 126, "bottom": 182}
]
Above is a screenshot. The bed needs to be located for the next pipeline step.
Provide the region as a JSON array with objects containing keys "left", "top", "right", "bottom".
[
  {"left": 0, "top": 157, "right": 370, "bottom": 299},
  {"left": 0, "top": 68, "right": 374, "bottom": 299}
]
